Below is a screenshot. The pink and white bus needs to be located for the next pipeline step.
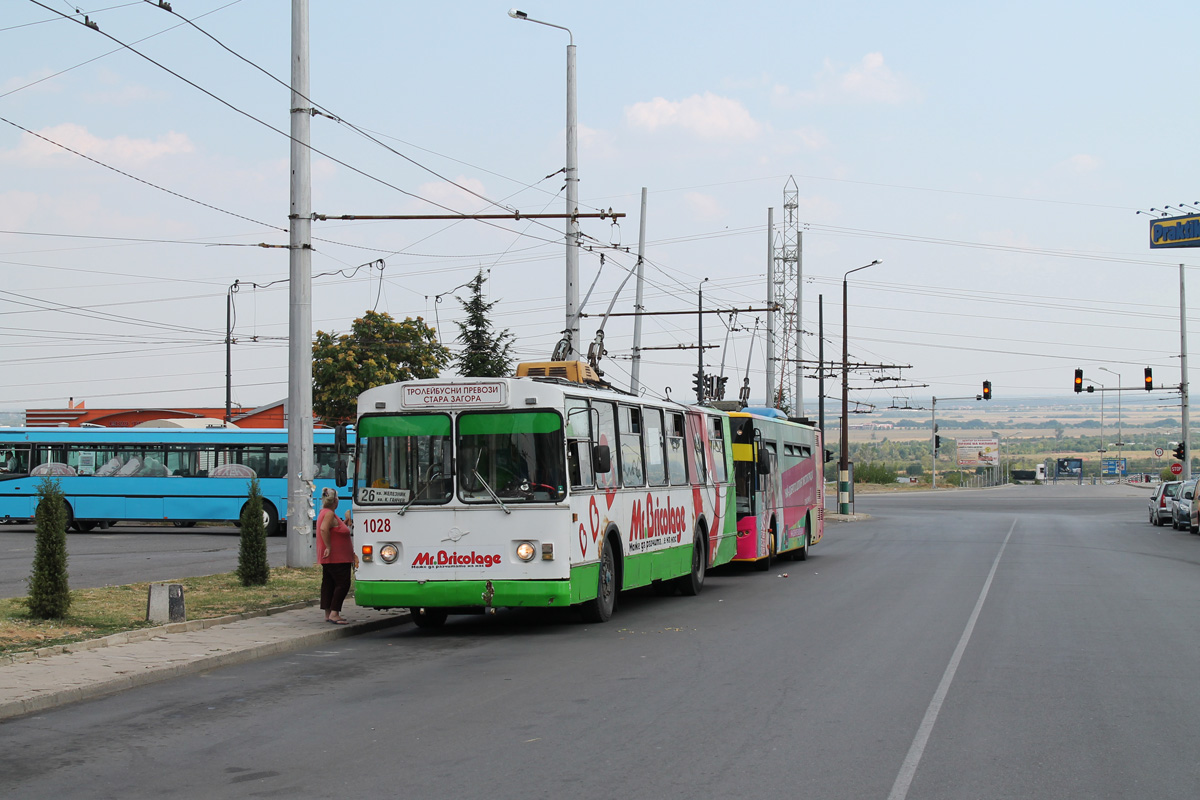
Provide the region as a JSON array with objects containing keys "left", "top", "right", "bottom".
[{"left": 728, "top": 407, "right": 823, "bottom": 568}]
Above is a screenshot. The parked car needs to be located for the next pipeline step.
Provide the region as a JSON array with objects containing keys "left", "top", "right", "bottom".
[
  {"left": 1171, "top": 480, "right": 1197, "bottom": 531},
  {"left": 1149, "top": 481, "right": 1182, "bottom": 526}
]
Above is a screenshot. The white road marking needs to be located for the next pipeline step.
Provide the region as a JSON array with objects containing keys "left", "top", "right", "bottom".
[{"left": 887, "top": 518, "right": 1016, "bottom": 800}]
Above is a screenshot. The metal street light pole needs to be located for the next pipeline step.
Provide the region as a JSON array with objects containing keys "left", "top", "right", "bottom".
[
  {"left": 1099, "top": 367, "right": 1123, "bottom": 480},
  {"left": 840, "top": 259, "right": 881, "bottom": 515},
  {"left": 509, "top": 9, "right": 579, "bottom": 358}
]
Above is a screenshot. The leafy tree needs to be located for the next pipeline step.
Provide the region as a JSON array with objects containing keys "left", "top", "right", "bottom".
[
  {"left": 237, "top": 477, "right": 269, "bottom": 586},
  {"left": 454, "top": 270, "right": 516, "bottom": 377},
  {"left": 27, "top": 477, "right": 71, "bottom": 619},
  {"left": 313, "top": 310, "right": 450, "bottom": 424}
]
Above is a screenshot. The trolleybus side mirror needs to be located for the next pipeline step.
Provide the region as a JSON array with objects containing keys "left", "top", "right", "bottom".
[
  {"left": 335, "top": 460, "right": 347, "bottom": 488},
  {"left": 593, "top": 444, "right": 612, "bottom": 474},
  {"left": 334, "top": 424, "right": 348, "bottom": 456},
  {"left": 757, "top": 449, "right": 770, "bottom": 475}
]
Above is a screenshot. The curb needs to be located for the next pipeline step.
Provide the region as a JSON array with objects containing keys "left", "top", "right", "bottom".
[
  {"left": 1, "top": 600, "right": 321, "bottom": 667},
  {"left": 0, "top": 609, "right": 411, "bottom": 721}
]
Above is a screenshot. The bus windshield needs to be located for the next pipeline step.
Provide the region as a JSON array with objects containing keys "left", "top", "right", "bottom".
[
  {"left": 457, "top": 411, "right": 566, "bottom": 503},
  {"left": 357, "top": 414, "right": 453, "bottom": 506}
]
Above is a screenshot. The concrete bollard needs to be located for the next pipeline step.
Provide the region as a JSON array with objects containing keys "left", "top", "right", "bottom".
[{"left": 146, "top": 583, "right": 185, "bottom": 623}]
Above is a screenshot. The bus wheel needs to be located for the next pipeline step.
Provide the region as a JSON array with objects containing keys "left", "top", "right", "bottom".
[
  {"left": 581, "top": 537, "right": 617, "bottom": 622},
  {"left": 409, "top": 608, "right": 448, "bottom": 629},
  {"left": 755, "top": 530, "right": 775, "bottom": 572},
  {"left": 677, "top": 532, "right": 707, "bottom": 596},
  {"left": 791, "top": 531, "right": 810, "bottom": 561},
  {"left": 76, "top": 521, "right": 97, "bottom": 532},
  {"left": 263, "top": 503, "right": 281, "bottom": 537}
]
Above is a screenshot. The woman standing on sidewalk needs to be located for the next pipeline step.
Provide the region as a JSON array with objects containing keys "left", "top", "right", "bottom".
[{"left": 317, "top": 487, "right": 357, "bottom": 624}]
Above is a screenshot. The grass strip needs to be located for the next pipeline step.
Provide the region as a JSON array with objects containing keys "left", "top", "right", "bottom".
[{"left": 0, "top": 566, "right": 337, "bottom": 656}]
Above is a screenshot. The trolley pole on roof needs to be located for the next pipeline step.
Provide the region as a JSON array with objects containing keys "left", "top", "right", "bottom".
[{"left": 286, "top": 0, "right": 315, "bottom": 567}]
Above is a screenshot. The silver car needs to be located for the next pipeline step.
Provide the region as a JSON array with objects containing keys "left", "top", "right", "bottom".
[
  {"left": 1150, "top": 481, "right": 1182, "bottom": 526},
  {"left": 1170, "top": 480, "right": 1198, "bottom": 531}
]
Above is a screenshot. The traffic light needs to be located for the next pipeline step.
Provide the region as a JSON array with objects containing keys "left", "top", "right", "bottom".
[
  {"left": 934, "top": 435, "right": 942, "bottom": 452},
  {"left": 1175, "top": 442, "right": 1186, "bottom": 461},
  {"left": 693, "top": 370, "right": 705, "bottom": 402},
  {"left": 1145, "top": 367, "right": 1153, "bottom": 391},
  {"left": 982, "top": 380, "right": 992, "bottom": 401},
  {"left": 1074, "top": 369, "right": 1083, "bottom": 393}
]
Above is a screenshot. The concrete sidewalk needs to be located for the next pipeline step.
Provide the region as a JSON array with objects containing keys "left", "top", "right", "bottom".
[{"left": 0, "top": 601, "right": 411, "bottom": 721}]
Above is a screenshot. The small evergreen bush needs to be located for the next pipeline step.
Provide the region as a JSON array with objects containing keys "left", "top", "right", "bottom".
[
  {"left": 27, "top": 477, "right": 71, "bottom": 619},
  {"left": 237, "top": 477, "right": 269, "bottom": 586}
]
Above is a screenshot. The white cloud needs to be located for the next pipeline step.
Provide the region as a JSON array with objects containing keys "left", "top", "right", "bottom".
[
  {"left": 1, "top": 69, "right": 62, "bottom": 96},
  {"left": 625, "top": 92, "right": 762, "bottom": 140},
  {"left": 683, "top": 191, "right": 724, "bottom": 221},
  {"left": 1061, "top": 154, "right": 1101, "bottom": 173},
  {"left": 773, "top": 53, "right": 919, "bottom": 106},
  {"left": 5, "top": 123, "right": 194, "bottom": 166}
]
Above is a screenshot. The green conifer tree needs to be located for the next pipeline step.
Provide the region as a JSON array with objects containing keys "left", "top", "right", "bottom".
[
  {"left": 454, "top": 270, "right": 516, "bottom": 377},
  {"left": 27, "top": 477, "right": 71, "bottom": 619},
  {"left": 237, "top": 477, "right": 269, "bottom": 586}
]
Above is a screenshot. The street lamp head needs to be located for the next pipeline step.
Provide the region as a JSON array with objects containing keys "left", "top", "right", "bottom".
[{"left": 508, "top": 8, "right": 528, "bottom": 19}]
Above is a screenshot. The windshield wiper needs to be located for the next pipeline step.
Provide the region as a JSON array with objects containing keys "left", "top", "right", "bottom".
[
  {"left": 472, "top": 468, "right": 511, "bottom": 515},
  {"left": 399, "top": 467, "right": 443, "bottom": 516}
]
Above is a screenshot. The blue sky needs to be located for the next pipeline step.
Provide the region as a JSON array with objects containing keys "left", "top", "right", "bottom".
[{"left": 2, "top": 1, "right": 1197, "bottom": 416}]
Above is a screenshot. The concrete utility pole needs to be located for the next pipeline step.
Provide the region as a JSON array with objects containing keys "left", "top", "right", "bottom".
[
  {"left": 286, "top": 0, "right": 315, "bottom": 567},
  {"left": 630, "top": 187, "right": 647, "bottom": 393},
  {"left": 1182, "top": 263, "right": 1191, "bottom": 480}
]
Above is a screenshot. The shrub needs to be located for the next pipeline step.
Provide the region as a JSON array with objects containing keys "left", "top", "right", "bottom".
[
  {"left": 237, "top": 477, "right": 270, "bottom": 586},
  {"left": 27, "top": 477, "right": 71, "bottom": 619}
]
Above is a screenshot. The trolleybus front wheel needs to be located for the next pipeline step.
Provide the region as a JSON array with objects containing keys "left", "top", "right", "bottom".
[{"left": 580, "top": 537, "right": 617, "bottom": 622}]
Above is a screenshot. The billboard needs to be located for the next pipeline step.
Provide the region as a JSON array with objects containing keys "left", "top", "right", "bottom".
[
  {"left": 1102, "top": 458, "right": 1127, "bottom": 477},
  {"left": 956, "top": 438, "right": 999, "bottom": 467},
  {"left": 1149, "top": 213, "right": 1200, "bottom": 249}
]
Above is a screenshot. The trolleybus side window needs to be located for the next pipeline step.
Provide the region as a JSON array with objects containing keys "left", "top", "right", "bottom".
[
  {"left": 619, "top": 405, "right": 645, "bottom": 487},
  {"left": 709, "top": 415, "right": 727, "bottom": 483},
  {"left": 357, "top": 414, "right": 452, "bottom": 506},
  {"left": 565, "top": 397, "right": 593, "bottom": 489},
  {"left": 592, "top": 401, "right": 618, "bottom": 490},
  {"left": 687, "top": 413, "right": 707, "bottom": 485},
  {"left": 643, "top": 407, "right": 667, "bottom": 486},
  {"left": 667, "top": 412, "right": 688, "bottom": 486}
]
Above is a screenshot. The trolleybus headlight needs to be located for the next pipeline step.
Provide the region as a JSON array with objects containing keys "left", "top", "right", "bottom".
[
  {"left": 516, "top": 541, "right": 536, "bottom": 562},
  {"left": 379, "top": 543, "right": 399, "bottom": 564}
]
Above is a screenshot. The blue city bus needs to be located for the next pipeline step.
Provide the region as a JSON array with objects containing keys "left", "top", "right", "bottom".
[{"left": 0, "top": 427, "right": 352, "bottom": 534}]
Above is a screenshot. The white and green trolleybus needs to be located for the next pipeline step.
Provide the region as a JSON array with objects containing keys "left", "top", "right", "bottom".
[{"left": 352, "top": 368, "right": 737, "bottom": 626}]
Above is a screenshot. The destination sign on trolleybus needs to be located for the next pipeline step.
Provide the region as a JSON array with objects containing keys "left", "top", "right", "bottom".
[{"left": 400, "top": 381, "right": 508, "bottom": 409}]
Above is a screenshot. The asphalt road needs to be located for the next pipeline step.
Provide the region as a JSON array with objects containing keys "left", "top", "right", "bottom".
[
  {"left": 5, "top": 484, "right": 1200, "bottom": 799},
  {"left": 0, "top": 525, "right": 290, "bottom": 597}
]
